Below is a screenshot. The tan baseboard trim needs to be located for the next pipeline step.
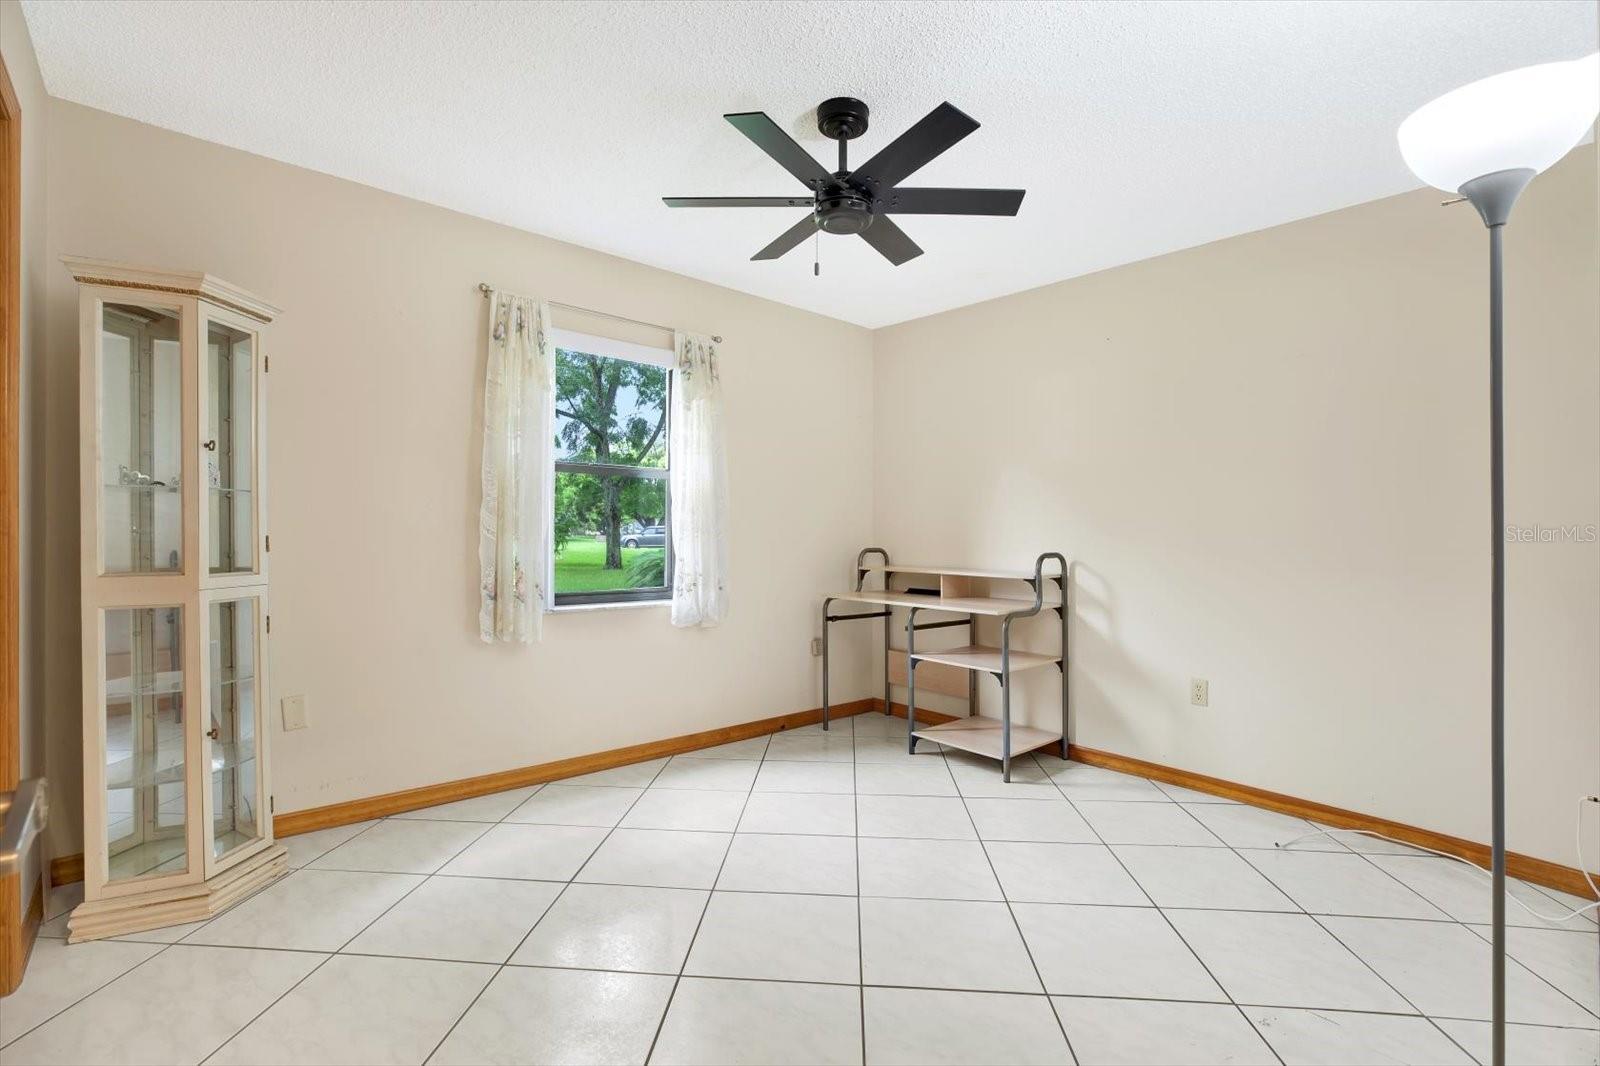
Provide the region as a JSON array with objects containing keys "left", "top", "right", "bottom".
[
  {"left": 60, "top": 694, "right": 1593, "bottom": 902},
  {"left": 873, "top": 698, "right": 1598, "bottom": 901},
  {"left": 50, "top": 853, "right": 82, "bottom": 888},
  {"left": 274, "top": 697, "right": 877, "bottom": 838},
  {"left": 48, "top": 698, "right": 876, "bottom": 883},
  {"left": 876, "top": 699, "right": 961, "bottom": 727},
  {"left": 1069, "top": 744, "right": 1600, "bottom": 901}
]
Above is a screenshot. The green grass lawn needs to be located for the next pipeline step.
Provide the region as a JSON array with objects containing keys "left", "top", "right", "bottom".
[{"left": 553, "top": 535, "right": 663, "bottom": 592}]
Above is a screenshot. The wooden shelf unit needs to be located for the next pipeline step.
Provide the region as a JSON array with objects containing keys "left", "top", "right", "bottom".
[
  {"left": 821, "top": 549, "right": 1068, "bottom": 781},
  {"left": 910, "top": 644, "right": 1061, "bottom": 673},
  {"left": 913, "top": 717, "right": 1062, "bottom": 761},
  {"left": 819, "top": 588, "right": 1054, "bottom": 618}
]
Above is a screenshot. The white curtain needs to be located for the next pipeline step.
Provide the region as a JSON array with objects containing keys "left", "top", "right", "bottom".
[
  {"left": 479, "top": 292, "right": 554, "bottom": 643},
  {"left": 669, "top": 331, "right": 728, "bottom": 627}
]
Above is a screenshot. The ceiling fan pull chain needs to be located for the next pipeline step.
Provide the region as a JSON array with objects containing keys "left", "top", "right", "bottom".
[{"left": 814, "top": 227, "right": 820, "bottom": 277}]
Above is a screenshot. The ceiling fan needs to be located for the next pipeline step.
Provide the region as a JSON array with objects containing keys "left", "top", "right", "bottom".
[{"left": 663, "top": 97, "right": 1025, "bottom": 267}]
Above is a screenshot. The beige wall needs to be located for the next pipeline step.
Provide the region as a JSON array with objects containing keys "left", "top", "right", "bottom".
[
  {"left": 40, "top": 100, "right": 877, "bottom": 856},
  {"left": 2, "top": 0, "right": 49, "bottom": 919},
  {"left": 873, "top": 147, "right": 1599, "bottom": 867},
  {"left": 25, "top": 93, "right": 1600, "bottom": 872}
]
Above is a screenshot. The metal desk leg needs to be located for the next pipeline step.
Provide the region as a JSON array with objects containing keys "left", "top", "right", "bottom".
[
  {"left": 1001, "top": 617, "right": 1013, "bottom": 782},
  {"left": 1060, "top": 581, "right": 1069, "bottom": 760},
  {"left": 906, "top": 606, "right": 919, "bottom": 753},
  {"left": 968, "top": 615, "right": 978, "bottom": 715},
  {"left": 821, "top": 597, "right": 834, "bottom": 731},
  {"left": 884, "top": 607, "right": 891, "bottom": 716}
]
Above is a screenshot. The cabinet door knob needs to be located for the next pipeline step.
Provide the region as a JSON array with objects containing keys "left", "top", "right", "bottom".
[
  {"left": 202, "top": 440, "right": 217, "bottom": 451},
  {"left": 206, "top": 727, "right": 220, "bottom": 740}
]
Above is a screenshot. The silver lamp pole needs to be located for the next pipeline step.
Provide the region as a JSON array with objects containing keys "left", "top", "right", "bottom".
[
  {"left": 1463, "top": 167, "right": 1531, "bottom": 1066},
  {"left": 1398, "top": 53, "right": 1597, "bottom": 1066}
]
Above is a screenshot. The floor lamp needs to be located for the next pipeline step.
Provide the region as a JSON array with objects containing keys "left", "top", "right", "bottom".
[{"left": 1397, "top": 52, "right": 1599, "bottom": 1066}]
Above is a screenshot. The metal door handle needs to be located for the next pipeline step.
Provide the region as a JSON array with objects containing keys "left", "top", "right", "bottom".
[
  {"left": 206, "top": 728, "right": 220, "bottom": 740},
  {"left": 202, "top": 440, "right": 217, "bottom": 451}
]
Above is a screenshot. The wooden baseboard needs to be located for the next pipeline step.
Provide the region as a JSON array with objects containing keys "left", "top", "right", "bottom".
[
  {"left": 874, "top": 698, "right": 1599, "bottom": 901},
  {"left": 53, "top": 694, "right": 1597, "bottom": 903},
  {"left": 50, "top": 853, "right": 82, "bottom": 888},
  {"left": 1, "top": 871, "right": 42, "bottom": 997},
  {"left": 277, "top": 697, "right": 877, "bottom": 836},
  {"left": 48, "top": 697, "right": 875, "bottom": 881},
  {"left": 1069, "top": 744, "right": 1600, "bottom": 901}
]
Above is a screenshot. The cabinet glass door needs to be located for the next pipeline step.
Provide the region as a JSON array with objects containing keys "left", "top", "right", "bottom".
[
  {"left": 205, "top": 318, "right": 257, "bottom": 575},
  {"left": 100, "top": 303, "right": 183, "bottom": 575},
  {"left": 206, "top": 595, "right": 263, "bottom": 863},
  {"left": 103, "top": 605, "right": 188, "bottom": 882}
]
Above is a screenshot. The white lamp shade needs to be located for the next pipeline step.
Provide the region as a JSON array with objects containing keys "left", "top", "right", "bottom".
[{"left": 1398, "top": 52, "right": 1599, "bottom": 192}]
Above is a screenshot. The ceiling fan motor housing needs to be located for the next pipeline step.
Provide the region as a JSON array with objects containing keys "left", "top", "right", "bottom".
[{"left": 816, "top": 190, "right": 874, "bottom": 234}]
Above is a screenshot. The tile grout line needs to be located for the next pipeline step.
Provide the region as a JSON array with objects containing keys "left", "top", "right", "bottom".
[
  {"left": 0, "top": 939, "right": 181, "bottom": 1051},
  {"left": 421, "top": 756, "right": 678, "bottom": 1066},
  {"left": 640, "top": 728, "right": 776, "bottom": 1065},
  {"left": 1045, "top": 758, "right": 1288, "bottom": 1066},
  {"left": 853, "top": 716, "right": 868, "bottom": 1066},
  {"left": 1327, "top": 824, "right": 1600, "bottom": 1043},
  {"left": 24, "top": 738, "right": 1592, "bottom": 1063},
  {"left": 1169, "top": 798, "right": 1489, "bottom": 1064},
  {"left": 1251, "top": 811, "right": 1597, "bottom": 1032},
  {"left": 940, "top": 745, "right": 1082, "bottom": 1066},
  {"left": 1360, "top": 838, "right": 1599, "bottom": 1021},
  {"left": 196, "top": 814, "right": 502, "bottom": 1065},
  {"left": 0, "top": 815, "right": 397, "bottom": 1053},
  {"left": 53, "top": 938, "right": 1588, "bottom": 1027},
  {"left": 1075, "top": 768, "right": 1595, "bottom": 1052}
]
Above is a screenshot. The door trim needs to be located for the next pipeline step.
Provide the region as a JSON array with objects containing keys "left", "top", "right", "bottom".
[{"left": 1, "top": 44, "right": 30, "bottom": 996}]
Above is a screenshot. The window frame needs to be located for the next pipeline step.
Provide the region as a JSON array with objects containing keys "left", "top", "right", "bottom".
[{"left": 547, "top": 328, "right": 674, "bottom": 610}]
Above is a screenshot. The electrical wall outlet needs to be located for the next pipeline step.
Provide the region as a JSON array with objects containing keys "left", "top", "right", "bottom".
[
  {"left": 1190, "top": 679, "right": 1209, "bottom": 707},
  {"left": 810, "top": 637, "right": 823, "bottom": 657},
  {"left": 281, "top": 694, "right": 309, "bottom": 731}
]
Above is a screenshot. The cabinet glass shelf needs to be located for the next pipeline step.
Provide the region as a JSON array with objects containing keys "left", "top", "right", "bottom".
[
  {"left": 104, "top": 482, "right": 180, "bottom": 493},
  {"left": 106, "top": 737, "right": 256, "bottom": 792}
]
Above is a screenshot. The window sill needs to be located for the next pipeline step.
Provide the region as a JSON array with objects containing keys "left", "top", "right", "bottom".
[{"left": 548, "top": 598, "right": 670, "bottom": 614}]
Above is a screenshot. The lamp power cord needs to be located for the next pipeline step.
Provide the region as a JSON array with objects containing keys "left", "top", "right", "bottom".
[{"left": 1274, "top": 795, "right": 1600, "bottom": 925}]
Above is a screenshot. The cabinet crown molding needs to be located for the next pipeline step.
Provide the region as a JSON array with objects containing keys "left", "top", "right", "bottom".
[{"left": 61, "top": 256, "right": 281, "bottom": 323}]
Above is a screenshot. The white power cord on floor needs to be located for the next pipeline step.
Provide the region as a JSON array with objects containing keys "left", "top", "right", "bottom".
[{"left": 1274, "top": 795, "right": 1600, "bottom": 925}]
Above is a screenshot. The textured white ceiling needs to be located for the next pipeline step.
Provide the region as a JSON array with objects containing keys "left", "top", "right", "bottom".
[{"left": 20, "top": 0, "right": 1597, "bottom": 328}]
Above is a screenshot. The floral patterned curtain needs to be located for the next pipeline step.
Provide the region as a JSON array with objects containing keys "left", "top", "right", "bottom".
[
  {"left": 669, "top": 331, "right": 728, "bottom": 627},
  {"left": 479, "top": 291, "right": 553, "bottom": 643}
]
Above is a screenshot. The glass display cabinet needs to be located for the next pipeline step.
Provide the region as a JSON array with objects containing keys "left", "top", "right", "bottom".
[{"left": 66, "top": 258, "right": 285, "bottom": 942}]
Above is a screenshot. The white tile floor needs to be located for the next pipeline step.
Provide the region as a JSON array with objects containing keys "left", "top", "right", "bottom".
[{"left": 6, "top": 712, "right": 1598, "bottom": 1065}]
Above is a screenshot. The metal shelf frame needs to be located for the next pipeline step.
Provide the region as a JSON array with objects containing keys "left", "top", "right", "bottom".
[{"left": 820, "top": 548, "right": 1069, "bottom": 780}]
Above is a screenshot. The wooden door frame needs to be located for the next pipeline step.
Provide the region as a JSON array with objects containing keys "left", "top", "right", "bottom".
[{"left": 0, "top": 46, "right": 32, "bottom": 997}]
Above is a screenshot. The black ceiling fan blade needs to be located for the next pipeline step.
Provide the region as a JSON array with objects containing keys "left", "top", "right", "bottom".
[
  {"left": 859, "top": 216, "right": 923, "bottom": 266},
  {"left": 883, "top": 188, "right": 1025, "bottom": 216},
  {"left": 850, "top": 103, "right": 980, "bottom": 191},
  {"left": 751, "top": 214, "right": 818, "bottom": 261},
  {"left": 724, "top": 112, "right": 833, "bottom": 189},
  {"left": 664, "top": 196, "right": 815, "bottom": 208}
]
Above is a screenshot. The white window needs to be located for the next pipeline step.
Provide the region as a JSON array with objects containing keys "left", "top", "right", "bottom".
[{"left": 548, "top": 329, "right": 673, "bottom": 607}]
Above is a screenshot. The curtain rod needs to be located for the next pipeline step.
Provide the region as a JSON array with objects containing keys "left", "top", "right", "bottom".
[{"left": 477, "top": 283, "right": 721, "bottom": 344}]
